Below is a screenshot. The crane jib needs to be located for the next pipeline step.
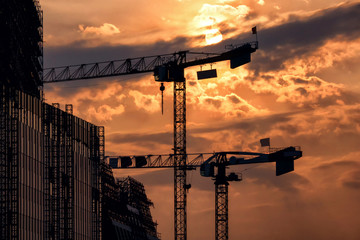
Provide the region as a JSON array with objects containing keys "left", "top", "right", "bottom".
[{"left": 43, "top": 41, "right": 258, "bottom": 83}]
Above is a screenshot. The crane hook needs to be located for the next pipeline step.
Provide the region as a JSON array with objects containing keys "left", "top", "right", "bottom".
[{"left": 160, "top": 83, "right": 165, "bottom": 115}]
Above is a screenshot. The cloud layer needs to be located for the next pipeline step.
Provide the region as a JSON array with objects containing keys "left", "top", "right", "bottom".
[{"left": 43, "top": 1, "right": 360, "bottom": 239}]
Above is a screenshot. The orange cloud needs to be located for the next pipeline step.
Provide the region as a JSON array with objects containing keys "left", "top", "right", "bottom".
[
  {"left": 239, "top": 38, "right": 360, "bottom": 107},
  {"left": 252, "top": 74, "right": 342, "bottom": 106},
  {"left": 79, "top": 23, "right": 120, "bottom": 36},
  {"left": 217, "top": 68, "right": 248, "bottom": 90},
  {"left": 88, "top": 104, "right": 125, "bottom": 122},
  {"left": 41, "top": 2, "right": 360, "bottom": 239},
  {"left": 192, "top": 4, "right": 250, "bottom": 28},
  {"left": 129, "top": 90, "right": 161, "bottom": 113},
  {"left": 198, "top": 93, "right": 268, "bottom": 118},
  {"left": 205, "top": 28, "right": 223, "bottom": 45},
  {"left": 287, "top": 38, "right": 360, "bottom": 74},
  {"left": 257, "top": 0, "right": 265, "bottom": 6},
  {"left": 190, "top": 3, "right": 251, "bottom": 46},
  {"left": 44, "top": 82, "right": 126, "bottom": 123},
  {"left": 45, "top": 82, "right": 124, "bottom": 106},
  {"left": 274, "top": 104, "right": 360, "bottom": 138}
]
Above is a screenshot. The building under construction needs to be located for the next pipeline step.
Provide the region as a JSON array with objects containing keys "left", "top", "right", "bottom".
[
  {"left": 102, "top": 165, "right": 159, "bottom": 240},
  {"left": 0, "top": 1, "right": 160, "bottom": 239}
]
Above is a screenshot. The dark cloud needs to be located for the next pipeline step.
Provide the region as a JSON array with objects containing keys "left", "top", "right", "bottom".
[
  {"left": 343, "top": 180, "right": 360, "bottom": 189},
  {"left": 245, "top": 165, "right": 310, "bottom": 193},
  {"left": 296, "top": 87, "right": 308, "bottom": 96},
  {"left": 108, "top": 132, "right": 172, "bottom": 145},
  {"left": 245, "top": 2, "right": 360, "bottom": 73},
  {"left": 340, "top": 91, "right": 360, "bottom": 105},
  {"left": 297, "top": 132, "right": 360, "bottom": 158},
  {"left": 312, "top": 160, "right": 360, "bottom": 171},
  {"left": 228, "top": 94, "right": 241, "bottom": 104},
  {"left": 204, "top": 98, "right": 222, "bottom": 108},
  {"left": 312, "top": 160, "right": 360, "bottom": 190},
  {"left": 187, "top": 80, "right": 197, "bottom": 86},
  {"left": 341, "top": 170, "right": 360, "bottom": 190},
  {"left": 44, "top": 2, "right": 360, "bottom": 76},
  {"left": 44, "top": 36, "right": 191, "bottom": 68},
  {"left": 294, "top": 78, "right": 310, "bottom": 85},
  {"left": 190, "top": 110, "right": 305, "bottom": 135},
  {"left": 190, "top": 106, "right": 360, "bottom": 158},
  {"left": 118, "top": 168, "right": 173, "bottom": 187},
  {"left": 120, "top": 167, "right": 215, "bottom": 193},
  {"left": 107, "top": 131, "right": 213, "bottom": 153},
  {"left": 278, "top": 123, "right": 300, "bottom": 135}
]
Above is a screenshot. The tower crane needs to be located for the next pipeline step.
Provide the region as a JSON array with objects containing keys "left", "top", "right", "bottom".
[
  {"left": 105, "top": 145, "right": 302, "bottom": 240},
  {"left": 43, "top": 40, "right": 258, "bottom": 240},
  {"left": 200, "top": 146, "right": 302, "bottom": 240}
]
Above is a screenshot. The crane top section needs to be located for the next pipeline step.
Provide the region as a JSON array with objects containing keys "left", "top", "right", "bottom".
[
  {"left": 43, "top": 41, "right": 258, "bottom": 83},
  {"left": 183, "top": 41, "right": 258, "bottom": 69},
  {"left": 200, "top": 146, "right": 302, "bottom": 177}
]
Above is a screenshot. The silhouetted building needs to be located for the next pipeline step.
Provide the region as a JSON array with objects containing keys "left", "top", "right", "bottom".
[
  {"left": 0, "top": 1, "right": 160, "bottom": 240},
  {"left": 42, "top": 102, "right": 103, "bottom": 240},
  {"left": 102, "top": 166, "right": 160, "bottom": 240},
  {"left": 0, "top": 0, "right": 43, "bottom": 98},
  {"left": 0, "top": 88, "right": 103, "bottom": 239}
]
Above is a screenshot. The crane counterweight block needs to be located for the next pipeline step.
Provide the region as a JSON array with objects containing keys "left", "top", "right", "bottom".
[
  {"left": 230, "top": 52, "right": 251, "bottom": 69},
  {"left": 276, "top": 158, "right": 294, "bottom": 176},
  {"left": 227, "top": 43, "right": 256, "bottom": 68},
  {"left": 227, "top": 172, "right": 241, "bottom": 182},
  {"left": 154, "top": 66, "right": 169, "bottom": 82},
  {"left": 269, "top": 147, "right": 302, "bottom": 176},
  {"left": 135, "top": 156, "right": 148, "bottom": 168},
  {"left": 109, "top": 157, "right": 119, "bottom": 168},
  {"left": 200, "top": 162, "right": 215, "bottom": 177},
  {"left": 120, "top": 156, "right": 132, "bottom": 168},
  {"left": 154, "top": 64, "right": 185, "bottom": 82}
]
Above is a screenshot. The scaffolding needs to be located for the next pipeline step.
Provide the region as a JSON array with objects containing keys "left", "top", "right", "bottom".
[
  {"left": 43, "top": 102, "right": 52, "bottom": 239},
  {"left": 118, "top": 177, "right": 159, "bottom": 239},
  {"left": 9, "top": 88, "right": 19, "bottom": 240},
  {"left": 0, "top": 87, "right": 104, "bottom": 240},
  {"left": 0, "top": 0, "right": 43, "bottom": 98},
  {"left": 0, "top": 85, "right": 12, "bottom": 239},
  {"left": 91, "top": 125, "right": 103, "bottom": 240},
  {"left": 0, "top": 85, "right": 6, "bottom": 239},
  {"left": 0, "top": 85, "right": 44, "bottom": 239},
  {"left": 0, "top": 86, "right": 19, "bottom": 240},
  {"left": 101, "top": 167, "right": 160, "bottom": 240},
  {"left": 101, "top": 162, "right": 122, "bottom": 240},
  {"left": 42, "top": 102, "right": 103, "bottom": 239},
  {"left": 65, "top": 104, "right": 74, "bottom": 239},
  {"left": 1, "top": 2, "right": 43, "bottom": 236}
]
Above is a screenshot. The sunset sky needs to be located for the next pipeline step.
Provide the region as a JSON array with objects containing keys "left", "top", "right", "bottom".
[{"left": 42, "top": 0, "right": 360, "bottom": 239}]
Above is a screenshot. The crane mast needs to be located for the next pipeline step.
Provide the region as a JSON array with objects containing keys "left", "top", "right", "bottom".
[
  {"left": 43, "top": 41, "right": 258, "bottom": 240},
  {"left": 214, "top": 153, "right": 230, "bottom": 240},
  {"left": 172, "top": 53, "right": 188, "bottom": 240},
  {"left": 174, "top": 78, "right": 187, "bottom": 240}
]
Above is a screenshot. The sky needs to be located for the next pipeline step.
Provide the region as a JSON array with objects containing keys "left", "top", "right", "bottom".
[{"left": 42, "top": 0, "right": 360, "bottom": 239}]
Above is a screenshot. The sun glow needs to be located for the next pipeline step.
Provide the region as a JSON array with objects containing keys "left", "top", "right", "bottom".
[{"left": 205, "top": 28, "right": 223, "bottom": 45}]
